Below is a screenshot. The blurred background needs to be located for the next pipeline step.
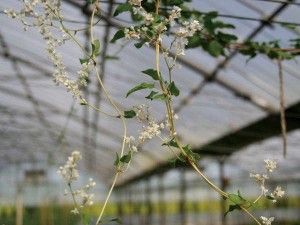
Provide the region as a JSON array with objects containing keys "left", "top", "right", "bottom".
[{"left": 0, "top": 0, "right": 300, "bottom": 225}]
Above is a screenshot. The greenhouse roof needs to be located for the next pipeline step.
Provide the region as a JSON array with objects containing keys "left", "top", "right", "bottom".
[{"left": 0, "top": 0, "right": 300, "bottom": 186}]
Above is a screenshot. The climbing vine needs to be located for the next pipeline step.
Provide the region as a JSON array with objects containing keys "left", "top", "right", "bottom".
[{"left": 4, "top": 0, "right": 300, "bottom": 224}]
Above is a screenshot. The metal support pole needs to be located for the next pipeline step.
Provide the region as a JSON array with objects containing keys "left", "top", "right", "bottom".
[
  {"left": 158, "top": 174, "right": 166, "bottom": 225},
  {"left": 179, "top": 169, "right": 187, "bottom": 225},
  {"left": 219, "top": 158, "right": 228, "bottom": 225},
  {"left": 145, "top": 178, "right": 152, "bottom": 225}
]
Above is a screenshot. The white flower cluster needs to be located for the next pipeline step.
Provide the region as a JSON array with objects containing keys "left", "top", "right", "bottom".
[
  {"left": 270, "top": 186, "right": 285, "bottom": 203},
  {"left": 72, "top": 178, "right": 96, "bottom": 207},
  {"left": 250, "top": 158, "right": 284, "bottom": 202},
  {"left": 261, "top": 216, "right": 274, "bottom": 225},
  {"left": 125, "top": 135, "right": 138, "bottom": 152},
  {"left": 166, "top": 6, "right": 182, "bottom": 27},
  {"left": 4, "top": 0, "right": 90, "bottom": 102},
  {"left": 139, "top": 119, "right": 164, "bottom": 142},
  {"left": 133, "top": 104, "right": 150, "bottom": 122},
  {"left": 58, "top": 151, "right": 82, "bottom": 185},
  {"left": 58, "top": 151, "right": 96, "bottom": 211},
  {"left": 264, "top": 159, "right": 277, "bottom": 172}
]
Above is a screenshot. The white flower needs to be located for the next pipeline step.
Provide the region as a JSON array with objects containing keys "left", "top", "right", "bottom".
[
  {"left": 139, "top": 120, "right": 162, "bottom": 142},
  {"left": 129, "top": 0, "right": 142, "bottom": 6},
  {"left": 271, "top": 186, "right": 285, "bottom": 198},
  {"left": 261, "top": 216, "right": 274, "bottom": 225},
  {"left": 144, "top": 13, "right": 154, "bottom": 25},
  {"left": 132, "top": 145, "right": 138, "bottom": 152},
  {"left": 265, "top": 159, "right": 277, "bottom": 172},
  {"left": 58, "top": 151, "right": 82, "bottom": 184},
  {"left": 71, "top": 208, "right": 79, "bottom": 214}
]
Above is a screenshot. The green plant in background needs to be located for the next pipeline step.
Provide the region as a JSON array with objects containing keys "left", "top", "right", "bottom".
[{"left": 4, "top": 0, "right": 300, "bottom": 225}]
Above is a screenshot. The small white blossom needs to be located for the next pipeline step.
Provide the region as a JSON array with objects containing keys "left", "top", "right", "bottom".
[
  {"left": 265, "top": 159, "right": 277, "bottom": 172},
  {"left": 58, "top": 151, "right": 82, "bottom": 184},
  {"left": 129, "top": 0, "right": 142, "bottom": 6},
  {"left": 132, "top": 145, "right": 138, "bottom": 152},
  {"left": 139, "top": 120, "right": 162, "bottom": 142},
  {"left": 270, "top": 186, "right": 285, "bottom": 201},
  {"left": 71, "top": 208, "right": 79, "bottom": 215},
  {"left": 261, "top": 216, "right": 274, "bottom": 225},
  {"left": 144, "top": 13, "right": 154, "bottom": 25}
]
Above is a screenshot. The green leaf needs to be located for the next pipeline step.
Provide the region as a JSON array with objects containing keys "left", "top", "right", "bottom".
[
  {"left": 146, "top": 92, "right": 165, "bottom": 101},
  {"left": 126, "top": 82, "right": 155, "bottom": 97},
  {"left": 162, "top": 138, "right": 179, "bottom": 148},
  {"left": 134, "top": 40, "right": 147, "bottom": 49},
  {"left": 183, "top": 145, "right": 200, "bottom": 162},
  {"left": 152, "top": 93, "right": 166, "bottom": 100},
  {"left": 206, "top": 41, "right": 223, "bottom": 57},
  {"left": 170, "top": 81, "right": 180, "bottom": 96},
  {"left": 186, "top": 35, "right": 202, "bottom": 49},
  {"left": 169, "top": 158, "right": 178, "bottom": 168},
  {"left": 266, "top": 195, "right": 276, "bottom": 200},
  {"left": 113, "top": 3, "right": 132, "bottom": 17},
  {"left": 88, "top": 0, "right": 96, "bottom": 4},
  {"left": 114, "top": 152, "right": 120, "bottom": 167},
  {"left": 228, "top": 194, "right": 246, "bottom": 205},
  {"left": 142, "top": 69, "right": 160, "bottom": 80},
  {"left": 214, "top": 21, "right": 235, "bottom": 29},
  {"left": 124, "top": 110, "right": 136, "bottom": 118},
  {"left": 92, "top": 40, "right": 100, "bottom": 56},
  {"left": 109, "top": 218, "right": 122, "bottom": 224},
  {"left": 110, "top": 29, "right": 125, "bottom": 43},
  {"left": 224, "top": 204, "right": 241, "bottom": 217},
  {"left": 120, "top": 153, "right": 131, "bottom": 163},
  {"left": 105, "top": 55, "right": 119, "bottom": 60},
  {"left": 99, "top": 217, "right": 122, "bottom": 224},
  {"left": 217, "top": 32, "right": 238, "bottom": 44},
  {"left": 83, "top": 214, "right": 92, "bottom": 224},
  {"left": 145, "top": 91, "right": 158, "bottom": 100},
  {"left": 79, "top": 58, "right": 90, "bottom": 64}
]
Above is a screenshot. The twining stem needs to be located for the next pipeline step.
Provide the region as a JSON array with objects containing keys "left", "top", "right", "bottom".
[
  {"left": 89, "top": 2, "right": 128, "bottom": 224},
  {"left": 95, "top": 173, "right": 120, "bottom": 225},
  {"left": 154, "top": 1, "right": 260, "bottom": 224},
  {"left": 277, "top": 59, "right": 287, "bottom": 158},
  {"left": 240, "top": 205, "right": 262, "bottom": 225},
  {"left": 68, "top": 185, "right": 88, "bottom": 225}
]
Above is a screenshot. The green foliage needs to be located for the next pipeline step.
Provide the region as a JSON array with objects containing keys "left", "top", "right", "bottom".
[
  {"left": 224, "top": 204, "right": 241, "bottom": 217},
  {"left": 113, "top": 3, "right": 132, "bottom": 17},
  {"left": 79, "top": 58, "right": 90, "bottom": 64},
  {"left": 169, "top": 81, "right": 180, "bottom": 96},
  {"left": 114, "top": 152, "right": 120, "bottom": 167},
  {"left": 126, "top": 82, "right": 155, "bottom": 97},
  {"left": 110, "top": 29, "right": 125, "bottom": 43},
  {"left": 145, "top": 91, "right": 165, "bottom": 100},
  {"left": 105, "top": 55, "right": 119, "bottom": 60},
  {"left": 142, "top": 69, "right": 160, "bottom": 80},
  {"left": 224, "top": 190, "right": 253, "bottom": 217},
  {"left": 124, "top": 110, "right": 136, "bottom": 118},
  {"left": 120, "top": 153, "right": 132, "bottom": 163},
  {"left": 266, "top": 195, "right": 276, "bottom": 201},
  {"left": 161, "top": 0, "right": 187, "bottom": 6},
  {"left": 134, "top": 40, "right": 147, "bottom": 49},
  {"left": 240, "top": 40, "right": 295, "bottom": 61},
  {"left": 87, "top": 0, "right": 96, "bottom": 4},
  {"left": 228, "top": 193, "right": 246, "bottom": 205},
  {"left": 83, "top": 214, "right": 93, "bottom": 225},
  {"left": 99, "top": 217, "right": 122, "bottom": 224},
  {"left": 91, "top": 40, "right": 100, "bottom": 57},
  {"left": 183, "top": 144, "right": 200, "bottom": 162},
  {"left": 204, "top": 40, "right": 224, "bottom": 57}
]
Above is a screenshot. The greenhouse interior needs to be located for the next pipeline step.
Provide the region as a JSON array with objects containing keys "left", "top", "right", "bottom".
[{"left": 1, "top": 0, "right": 300, "bottom": 225}]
